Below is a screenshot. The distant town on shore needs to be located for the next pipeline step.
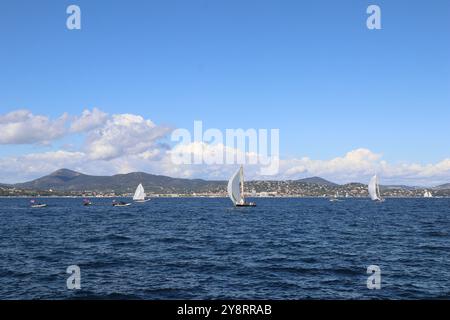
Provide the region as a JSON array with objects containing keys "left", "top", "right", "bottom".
[{"left": 1, "top": 169, "right": 449, "bottom": 198}]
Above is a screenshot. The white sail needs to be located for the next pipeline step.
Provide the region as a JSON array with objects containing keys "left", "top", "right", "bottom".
[
  {"left": 228, "top": 167, "right": 243, "bottom": 205},
  {"left": 133, "top": 183, "right": 146, "bottom": 201},
  {"left": 424, "top": 191, "right": 433, "bottom": 198},
  {"left": 368, "top": 175, "right": 381, "bottom": 201}
]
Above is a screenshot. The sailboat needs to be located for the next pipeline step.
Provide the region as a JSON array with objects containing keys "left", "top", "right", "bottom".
[
  {"left": 133, "top": 183, "right": 150, "bottom": 203},
  {"left": 423, "top": 190, "right": 433, "bottom": 198},
  {"left": 368, "top": 175, "right": 384, "bottom": 202},
  {"left": 228, "top": 166, "right": 256, "bottom": 207},
  {"left": 329, "top": 191, "right": 340, "bottom": 202}
]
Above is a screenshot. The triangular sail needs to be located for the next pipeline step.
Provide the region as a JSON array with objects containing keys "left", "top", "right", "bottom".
[
  {"left": 228, "top": 167, "right": 242, "bottom": 205},
  {"left": 133, "top": 183, "right": 146, "bottom": 201},
  {"left": 368, "top": 175, "right": 381, "bottom": 201}
]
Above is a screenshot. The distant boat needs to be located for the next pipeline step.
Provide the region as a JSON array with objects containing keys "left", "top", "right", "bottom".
[
  {"left": 30, "top": 199, "right": 47, "bottom": 208},
  {"left": 368, "top": 175, "right": 384, "bottom": 202},
  {"left": 228, "top": 166, "right": 256, "bottom": 207},
  {"left": 329, "top": 192, "right": 342, "bottom": 202},
  {"left": 423, "top": 191, "right": 433, "bottom": 198},
  {"left": 133, "top": 183, "right": 150, "bottom": 203},
  {"left": 83, "top": 198, "right": 92, "bottom": 206},
  {"left": 112, "top": 200, "right": 131, "bottom": 207}
]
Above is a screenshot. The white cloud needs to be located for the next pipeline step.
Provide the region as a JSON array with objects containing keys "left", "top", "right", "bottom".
[
  {"left": 281, "top": 148, "right": 383, "bottom": 180},
  {"left": 278, "top": 149, "right": 450, "bottom": 186},
  {"left": 84, "top": 113, "right": 171, "bottom": 160},
  {"left": 0, "top": 108, "right": 171, "bottom": 157},
  {"left": 0, "top": 110, "right": 68, "bottom": 144},
  {"left": 70, "top": 108, "right": 108, "bottom": 133},
  {"left": 0, "top": 150, "right": 85, "bottom": 183}
]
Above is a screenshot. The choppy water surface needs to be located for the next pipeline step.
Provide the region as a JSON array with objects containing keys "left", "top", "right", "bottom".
[{"left": 0, "top": 197, "right": 449, "bottom": 299}]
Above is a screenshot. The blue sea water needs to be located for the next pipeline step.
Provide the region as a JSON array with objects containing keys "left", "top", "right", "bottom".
[{"left": 0, "top": 197, "right": 449, "bottom": 300}]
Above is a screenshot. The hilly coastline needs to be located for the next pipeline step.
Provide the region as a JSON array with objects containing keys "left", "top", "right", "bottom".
[{"left": 1, "top": 169, "right": 450, "bottom": 198}]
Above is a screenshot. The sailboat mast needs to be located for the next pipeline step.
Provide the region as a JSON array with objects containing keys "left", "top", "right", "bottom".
[
  {"left": 376, "top": 176, "right": 381, "bottom": 199},
  {"left": 240, "top": 165, "right": 244, "bottom": 201}
]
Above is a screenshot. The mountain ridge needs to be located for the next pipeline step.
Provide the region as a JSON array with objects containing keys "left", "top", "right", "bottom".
[
  {"left": 435, "top": 183, "right": 450, "bottom": 190},
  {"left": 294, "top": 176, "right": 337, "bottom": 186},
  {"left": 3, "top": 169, "right": 450, "bottom": 195},
  {"left": 12, "top": 169, "right": 224, "bottom": 194},
  {"left": 9, "top": 169, "right": 341, "bottom": 193}
]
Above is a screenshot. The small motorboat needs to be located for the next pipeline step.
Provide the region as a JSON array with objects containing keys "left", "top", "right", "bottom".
[
  {"left": 112, "top": 200, "right": 131, "bottom": 207},
  {"left": 83, "top": 198, "right": 93, "bottom": 206},
  {"left": 30, "top": 199, "right": 47, "bottom": 208},
  {"left": 31, "top": 204, "right": 48, "bottom": 208}
]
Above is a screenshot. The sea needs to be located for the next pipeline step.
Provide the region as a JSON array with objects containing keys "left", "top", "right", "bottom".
[{"left": 0, "top": 197, "right": 449, "bottom": 300}]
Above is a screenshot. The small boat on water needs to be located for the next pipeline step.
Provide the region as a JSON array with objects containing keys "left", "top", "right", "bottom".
[
  {"left": 30, "top": 199, "right": 47, "bottom": 208},
  {"left": 112, "top": 200, "right": 131, "bottom": 207},
  {"left": 368, "top": 175, "right": 385, "bottom": 202},
  {"left": 133, "top": 183, "right": 150, "bottom": 203},
  {"left": 329, "top": 192, "right": 341, "bottom": 202},
  {"left": 83, "top": 198, "right": 92, "bottom": 206},
  {"left": 228, "top": 166, "right": 256, "bottom": 207}
]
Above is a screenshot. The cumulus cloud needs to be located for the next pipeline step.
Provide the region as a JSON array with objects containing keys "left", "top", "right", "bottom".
[
  {"left": 0, "top": 110, "right": 68, "bottom": 144},
  {"left": 281, "top": 149, "right": 383, "bottom": 180},
  {"left": 0, "top": 107, "right": 171, "bottom": 158},
  {"left": 70, "top": 108, "right": 108, "bottom": 133},
  {"left": 84, "top": 113, "right": 171, "bottom": 160},
  {"left": 277, "top": 149, "right": 450, "bottom": 186},
  {"left": 0, "top": 150, "right": 85, "bottom": 183}
]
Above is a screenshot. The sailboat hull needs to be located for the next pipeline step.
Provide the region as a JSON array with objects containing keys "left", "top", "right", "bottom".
[
  {"left": 134, "top": 199, "right": 151, "bottom": 203},
  {"left": 236, "top": 203, "right": 256, "bottom": 207}
]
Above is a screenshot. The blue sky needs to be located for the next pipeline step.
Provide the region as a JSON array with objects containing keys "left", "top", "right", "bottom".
[{"left": 0, "top": 0, "right": 449, "bottom": 184}]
